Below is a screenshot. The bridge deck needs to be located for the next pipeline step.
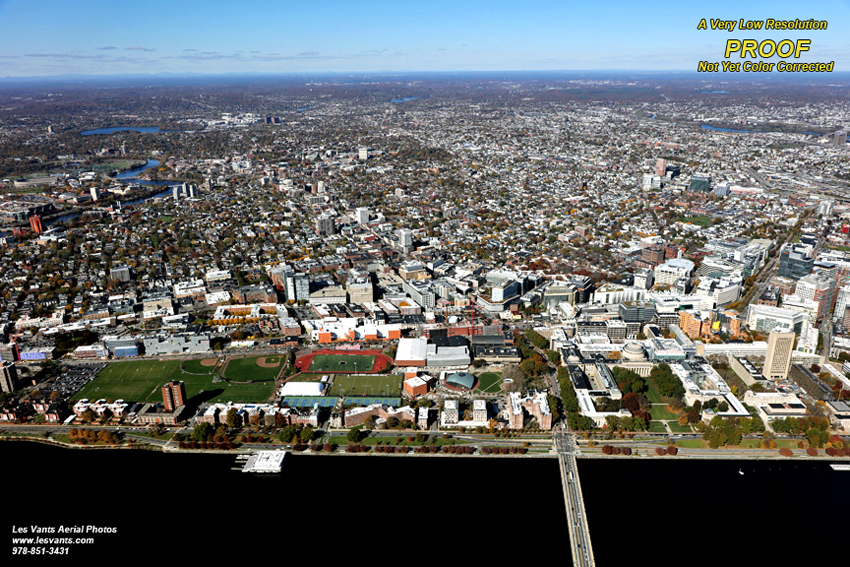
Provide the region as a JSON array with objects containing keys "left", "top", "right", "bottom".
[{"left": 556, "top": 429, "right": 595, "bottom": 567}]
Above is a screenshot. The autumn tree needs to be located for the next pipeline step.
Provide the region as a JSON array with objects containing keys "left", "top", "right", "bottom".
[{"left": 226, "top": 407, "right": 243, "bottom": 429}]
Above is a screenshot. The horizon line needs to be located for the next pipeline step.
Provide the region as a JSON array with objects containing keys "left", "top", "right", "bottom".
[{"left": 2, "top": 69, "right": 850, "bottom": 83}]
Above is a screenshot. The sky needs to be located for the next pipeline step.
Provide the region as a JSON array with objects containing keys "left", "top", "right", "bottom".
[{"left": 0, "top": 0, "right": 848, "bottom": 77}]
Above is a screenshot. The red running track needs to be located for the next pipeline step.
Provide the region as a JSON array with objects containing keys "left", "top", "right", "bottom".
[{"left": 294, "top": 349, "right": 393, "bottom": 374}]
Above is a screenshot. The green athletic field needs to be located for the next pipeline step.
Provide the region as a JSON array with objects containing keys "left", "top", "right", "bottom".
[
  {"left": 476, "top": 372, "right": 503, "bottom": 393},
  {"left": 74, "top": 360, "right": 185, "bottom": 402},
  {"left": 223, "top": 356, "right": 282, "bottom": 382},
  {"left": 309, "top": 354, "right": 375, "bottom": 373},
  {"left": 328, "top": 374, "right": 402, "bottom": 397},
  {"left": 74, "top": 359, "right": 275, "bottom": 404},
  {"left": 181, "top": 358, "right": 219, "bottom": 375}
]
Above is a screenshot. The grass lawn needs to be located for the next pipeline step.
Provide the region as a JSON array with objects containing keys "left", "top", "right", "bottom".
[
  {"left": 676, "top": 215, "right": 712, "bottom": 227},
  {"left": 288, "top": 373, "right": 328, "bottom": 382},
  {"left": 476, "top": 372, "right": 503, "bottom": 393},
  {"left": 670, "top": 438, "right": 802, "bottom": 450},
  {"left": 648, "top": 421, "right": 668, "bottom": 433},
  {"left": 669, "top": 423, "right": 694, "bottom": 433},
  {"left": 650, "top": 404, "right": 680, "bottom": 421},
  {"left": 181, "top": 358, "right": 219, "bottom": 375},
  {"left": 224, "top": 356, "right": 281, "bottom": 382},
  {"left": 75, "top": 359, "right": 185, "bottom": 402},
  {"left": 0, "top": 430, "right": 45, "bottom": 440},
  {"left": 328, "top": 435, "right": 459, "bottom": 446},
  {"left": 329, "top": 374, "right": 402, "bottom": 397},
  {"left": 74, "top": 359, "right": 275, "bottom": 404},
  {"left": 644, "top": 380, "right": 664, "bottom": 404},
  {"left": 368, "top": 436, "right": 459, "bottom": 446},
  {"left": 92, "top": 160, "right": 141, "bottom": 172},
  {"left": 129, "top": 430, "right": 176, "bottom": 441},
  {"left": 674, "top": 439, "right": 707, "bottom": 448},
  {"left": 195, "top": 380, "right": 275, "bottom": 403},
  {"left": 309, "top": 354, "right": 375, "bottom": 373},
  {"left": 741, "top": 439, "right": 800, "bottom": 449}
]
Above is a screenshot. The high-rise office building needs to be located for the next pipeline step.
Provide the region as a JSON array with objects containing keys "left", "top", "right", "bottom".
[
  {"left": 654, "top": 258, "right": 695, "bottom": 287},
  {"left": 777, "top": 243, "right": 815, "bottom": 281},
  {"left": 688, "top": 175, "right": 711, "bottom": 193},
  {"left": 399, "top": 228, "right": 413, "bottom": 253},
  {"left": 747, "top": 304, "right": 807, "bottom": 335},
  {"left": 285, "top": 272, "right": 310, "bottom": 302},
  {"left": 161, "top": 380, "right": 187, "bottom": 411},
  {"left": 619, "top": 300, "right": 656, "bottom": 324},
  {"left": 655, "top": 158, "right": 667, "bottom": 177},
  {"left": 356, "top": 207, "right": 369, "bottom": 226},
  {"left": 0, "top": 361, "right": 18, "bottom": 394},
  {"left": 316, "top": 214, "right": 335, "bottom": 236},
  {"left": 0, "top": 343, "right": 19, "bottom": 363},
  {"left": 795, "top": 272, "right": 834, "bottom": 323},
  {"left": 834, "top": 285, "right": 850, "bottom": 323},
  {"left": 763, "top": 330, "right": 795, "bottom": 381},
  {"left": 568, "top": 274, "right": 594, "bottom": 304}
]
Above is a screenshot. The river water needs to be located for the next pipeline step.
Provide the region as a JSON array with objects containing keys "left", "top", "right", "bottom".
[
  {"left": 81, "top": 127, "right": 175, "bottom": 135},
  {"left": 113, "top": 158, "right": 160, "bottom": 179},
  {"left": 2, "top": 441, "right": 846, "bottom": 564},
  {"left": 701, "top": 124, "right": 824, "bottom": 136},
  {"left": 45, "top": 159, "right": 173, "bottom": 227}
]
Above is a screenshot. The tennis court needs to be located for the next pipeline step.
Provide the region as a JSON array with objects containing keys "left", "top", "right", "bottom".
[
  {"left": 343, "top": 396, "right": 402, "bottom": 407},
  {"left": 281, "top": 396, "right": 338, "bottom": 408}
]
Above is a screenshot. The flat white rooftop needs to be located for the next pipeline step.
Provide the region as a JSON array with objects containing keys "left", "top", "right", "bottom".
[{"left": 243, "top": 450, "right": 287, "bottom": 473}]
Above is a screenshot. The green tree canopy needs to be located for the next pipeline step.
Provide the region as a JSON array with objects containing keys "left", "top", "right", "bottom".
[
  {"left": 347, "top": 428, "right": 364, "bottom": 443},
  {"left": 193, "top": 422, "right": 213, "bottom": 442}
]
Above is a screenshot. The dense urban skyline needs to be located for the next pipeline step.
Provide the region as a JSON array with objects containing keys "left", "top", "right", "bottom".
[{"left": 1, "top": 0, "right": 848, "bottom": 77}]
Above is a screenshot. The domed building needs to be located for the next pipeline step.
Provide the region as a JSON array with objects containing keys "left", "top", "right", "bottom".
[
  {"left": 445, "top": 371, "right": 477, "bottom": 391},
  {"left": 621, "top": 342, "right": 646, "bottom": 362}
]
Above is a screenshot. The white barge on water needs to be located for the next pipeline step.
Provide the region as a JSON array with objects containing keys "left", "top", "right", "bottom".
[
  {"left": 240, "top": 450, "right": 288, "bottom": 473},
  {"left": 830, "top": 463, "right": 850, "bottom": 471}
]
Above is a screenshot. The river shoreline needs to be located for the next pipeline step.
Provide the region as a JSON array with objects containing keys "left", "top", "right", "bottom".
[{"left": 4, "top": 435, "right": 849, "bottom": 464}]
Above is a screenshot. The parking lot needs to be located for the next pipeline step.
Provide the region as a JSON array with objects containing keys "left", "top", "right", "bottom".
[{"left": 37, "top": 363, "right": 106, "bottom": 399}]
